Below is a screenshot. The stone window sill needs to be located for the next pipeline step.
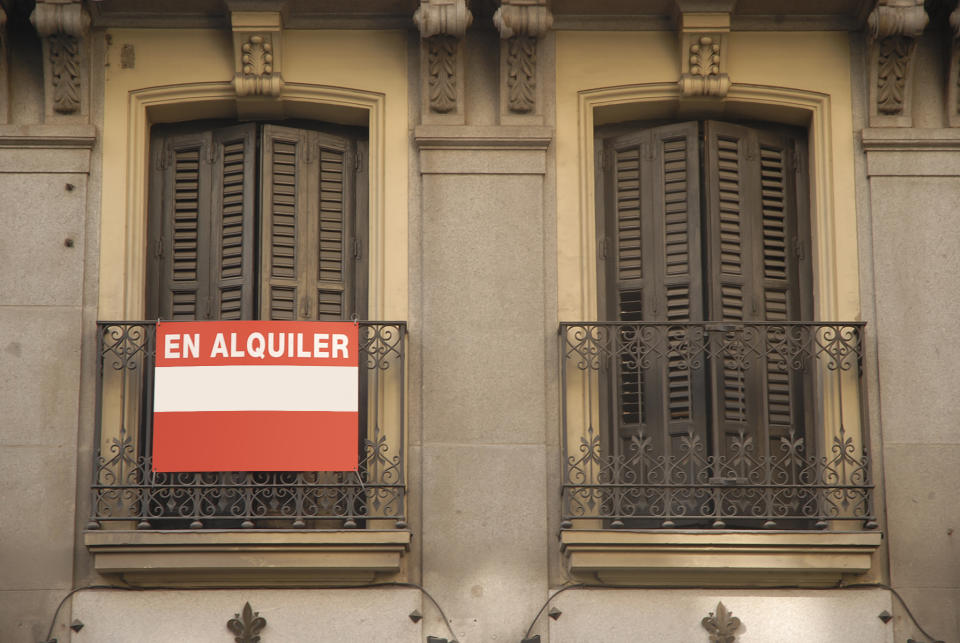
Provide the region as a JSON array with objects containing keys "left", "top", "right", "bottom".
[
  {"left": 560, "top": 530, "right": 882, "bottom": 588},
  {"left": 84, "top": 530, "right": 411, "bottom": 588}
]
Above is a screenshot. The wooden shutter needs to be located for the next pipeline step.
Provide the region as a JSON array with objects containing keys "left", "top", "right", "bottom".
[
  {"left": 703, "top": 122, "right": 810, "bottom": 460},
  {"left": 150, "top": 130, "right": 213, "bottom": 320},
  {"left": 602, "top": 123, "right": 708, "bottom": 460},
  {"left": 260, "top": 125, "right": 360, "bottom": 320},
  {"left": 210, "top": 125, "right": 257, "bottom": 319},
  {"left": 149, "top": 125, "right": 257, "bottom": 320}
]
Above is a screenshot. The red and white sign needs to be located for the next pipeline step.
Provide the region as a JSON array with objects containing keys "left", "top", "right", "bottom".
[{"left": 152, "top": 321, "right": 359, "bottom": 472}]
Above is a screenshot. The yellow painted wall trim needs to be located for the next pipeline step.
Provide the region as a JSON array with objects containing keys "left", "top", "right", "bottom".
[
  {"left": 85, "top": 529, "right": 411, "bottom": 587},
  {"left": 561, "top": 530, "right": 882, "bottom": 588}
]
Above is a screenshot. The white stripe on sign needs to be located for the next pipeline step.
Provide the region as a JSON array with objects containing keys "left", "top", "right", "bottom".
[{"left": 154, "top": 365, "right": 358, "bottom": 413}]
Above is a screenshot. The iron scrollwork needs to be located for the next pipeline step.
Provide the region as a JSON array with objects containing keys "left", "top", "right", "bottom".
[
  {"left": 559, "top": 321, "right": 876, "bottom": 528},
  {"left": 88, "top": 321, "right": 407, "bottom": 530}
]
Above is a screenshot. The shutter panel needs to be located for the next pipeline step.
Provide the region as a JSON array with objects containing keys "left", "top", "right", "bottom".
[
  {"left": 260, "top": 125, "right": 307, "bottom": 320},
  {"left": 211, "top": 124, "right": 257, "bottom": 320},
  {"left": 150, "top": 130, "right": 214, "bottom": 320},
  {"left": 260, "top": 126, "right": 359, "bottom": 321},
  {"left": 704, "top": 122, "right": 810, "bottom": 461},
  {"left": 756, "top": 130, "right": 810, "bottom": 453},
  {"left": 312, "top": 132, "right": 356, "bottom": 320},
  {"left": 604, "top": 123, "right": 707, "bottom": 461},
  {"left": 704, "top": 122, "right": 763, "bottom": 461}
]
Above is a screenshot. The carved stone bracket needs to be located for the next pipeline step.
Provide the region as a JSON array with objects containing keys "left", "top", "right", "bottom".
[
  {"left": 415, "top": 0, "right": 472, "bottom": 119},
  {"left": 231, "top": 11, "right": 284, "bottom": 99},
  {"left": 867, "top": 0, "right": 928, "bottom": 126},
  {"left": 494, "top": 1, "right": 553, "bottom": 115},
  {"left": 948, "top": 2, "right": 960, "bottom": 126},
  {"left": 677, "top": 12, "right": 731, "bottom": 99},
  {"left": 227, "top": 602, "right": 266, "bottom": 643},
  {"left": 701, "top": 602, "right": 742, "bottom": 643},
  {"left": 30, "top": 0, "right": 90, "bottom": 116}
]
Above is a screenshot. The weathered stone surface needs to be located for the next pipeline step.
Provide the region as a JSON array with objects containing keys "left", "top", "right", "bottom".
[
  {"left": 71, "top": 588, "right": 422, "bottom": 642},
  {"left": 421, "top": 444, "right": 548, "bottom": 643},
  {"left": 548, "top": 588, "right": 893, "bottom": 643}
]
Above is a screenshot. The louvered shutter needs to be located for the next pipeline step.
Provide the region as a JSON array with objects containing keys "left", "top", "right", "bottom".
[
  {"left": 150, "top": 130, "right": 213, "bottom": 320},
  {"left": 149, "top": 125, "right": 257, "bottom": 321},
  {"left": 260, "top": 125, "right": 306, "bottom": 320},
  {"left": 210, "top": 125, "right": 257, "bottom": 320},
  {"left": 603, "top": 123, "right": 708, "bottom": 460},
  {"left": 703, "top": 122, "right": 809, "bottom": 460},
  {"left": 260, "top": 125, "right": 360, "bottom": 321}
]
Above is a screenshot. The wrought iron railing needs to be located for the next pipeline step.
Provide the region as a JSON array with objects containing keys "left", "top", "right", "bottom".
[
  {"left": 88, "top": 321, "right": 406, "bottom": 530},
  {"left": 559, "top": 322, "right": 876, "bottom": 530}
]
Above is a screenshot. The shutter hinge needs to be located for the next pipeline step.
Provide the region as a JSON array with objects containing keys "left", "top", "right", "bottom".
[
  {"left": 155, "top": 237, "right": 163, "bottom": 258},
  {"left": 793, "top": 145, "right": 802, "bottom": 173},
  {"left": 354, "top": 149, "right": 362, "bottom": 171},
  {"left": 158, "top": 148, "right": 170, "bottom": 170},
  {"left": 352, "top": 238, "right": 363, "bottom": 261},
  {"left": 794, "top": 236, "right": 805, "bottom": 259},
  {"left": 598, "top": 236, "right": 608, "bottom": 260},
  {"left": 599, "top": 150, "right": 607, "bottom": 170},
  {"left": 305, "top": 143, "right": 316, "bottom": 164},
  {"left": 207, "top": 142, "right": 219, "bottom": 165}
]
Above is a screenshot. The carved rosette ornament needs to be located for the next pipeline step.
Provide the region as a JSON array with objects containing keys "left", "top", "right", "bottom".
[
  {"left": 30, "top": 0, "right": 90, "bottom": 115},
  {"left": 414, "top": 0, "right": 473, "bottom": 115},
  {"left": 867, "top": 0, "right": 928, "bottom": 123},
  {"left": 494, "top": 0, "right": 554, "bottom": 114},
  {"left": 677, "top": 13, "right": 731, "bottom": 99},
  {"left": 231, "top": 12, "right": 284, "bottom": 99},
  {"left": 701, "top": 602, "right": 742, "bottom": 643}
]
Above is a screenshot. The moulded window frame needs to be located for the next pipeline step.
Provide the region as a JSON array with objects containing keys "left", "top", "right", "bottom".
[
  {"left": 558, "top": 81, "right": 882, "bottom": 588},
  {"left": 86, "top": 82, "right": 410, "bottom": 588}
]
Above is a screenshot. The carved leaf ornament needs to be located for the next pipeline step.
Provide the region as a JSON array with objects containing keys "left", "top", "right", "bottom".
[
  {"left": 49, "top": 34, "right": 81, "bottom": 113},
  {"left": 506, "top": 35, "right": 536, "bottom": 113},
  {"left": 876, "top": 36, "right": 910, "bottom": 114},
  {"left": 242, "top": 35, "right": 273, "bottom": 78},
  {"left": 427, "top": 35, "right": 458, "bottom": 113}
]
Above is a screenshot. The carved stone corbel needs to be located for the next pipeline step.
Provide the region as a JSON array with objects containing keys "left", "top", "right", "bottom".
[
  {"left": 494, "top": 0, "right": 553, "bottom": 116},
  {"left": 231, "top": 11, "right": 284, "bottom": 99},
  {"left": 677, "top": 12, "right": 731, "bottom": 99},
  {"left": 414, "top": 0, "right": 472, "bottom": 121},
  {"left": 867, "top": 0, "right": 928, "bottom": 126},
  {"left": 948, "top": 2, "right": 960, "bottom": 126},
  {"left": 30, "top": 0, "right": 90, "bottom": 116}
]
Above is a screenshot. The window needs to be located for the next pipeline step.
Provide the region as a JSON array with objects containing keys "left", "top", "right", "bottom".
[
  {"left": 595, "top": 120, "right": 812, "bottom": 490},
  {"left": 146, "top": 121, "right": 368, "bottom": 321},
  {"left": 559, "top": 119, "right": 877, "bottom": 533}
]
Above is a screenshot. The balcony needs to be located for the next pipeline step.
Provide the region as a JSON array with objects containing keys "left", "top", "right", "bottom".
[
  {"left": 85, "top": 321, "right": 408, "bottom": 586},
  {"left": 560, "top": 321, "right": 877, "bottom": 528},
  {"left": 558, "top": 322, "right": 880, "bottom": 585}
]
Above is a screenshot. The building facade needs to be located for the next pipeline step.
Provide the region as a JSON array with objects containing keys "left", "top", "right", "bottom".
[{"left": 1, "top": 0, "right": 958, "bottom": 641}]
